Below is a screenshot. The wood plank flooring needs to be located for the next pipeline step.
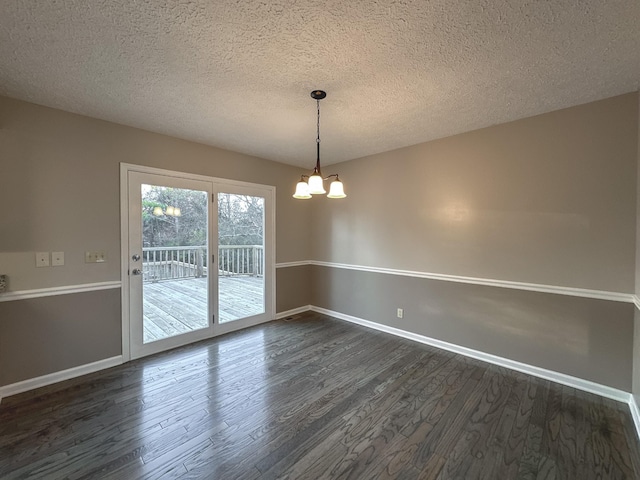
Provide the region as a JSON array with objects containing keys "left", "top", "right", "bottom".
[
  {"left": 143, "top": 276, "right": 264, "bottom": 342},
  {"left": 1, "top": 311, "right": 639, "bottom": 479}
]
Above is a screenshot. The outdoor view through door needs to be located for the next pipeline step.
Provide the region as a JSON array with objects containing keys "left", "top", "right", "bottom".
[
  {"left": 140, "top": 187, "right": 266, "bottom": 343},
  {"left": 218, "top": 193, "right": 265, "bottom": 322},
  {"left": 141, "top": 184, "right": 209, "bottom": 343}
]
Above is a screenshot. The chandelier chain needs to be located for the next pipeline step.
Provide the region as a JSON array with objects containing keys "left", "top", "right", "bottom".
[{"left": 316, "top": 99, "right": 320, "bottom": 145}]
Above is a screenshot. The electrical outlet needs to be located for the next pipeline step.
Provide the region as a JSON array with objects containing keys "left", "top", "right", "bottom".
[
  {"left": 85, "top": 251, "right": 107, "bottom": 263},
  {"left": 52, "top": 251, "right": 65, "bottom": 266},
  {"left": 397, "top": 308, "right": 404, "bottom": 319},
  {"left": 0, "top": 275, "right": 7, "bottom": 293},
  {"left": 36, "top": 252, "right": 50, "bottom": 267}
]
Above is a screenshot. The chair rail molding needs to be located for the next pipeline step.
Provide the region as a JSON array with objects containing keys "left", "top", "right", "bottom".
[
  {"left": 275, "top": 260, "right": 634, "bottom": 304},
  {"left": 0, "top": 281, "right": 121, "bottom": 302}
]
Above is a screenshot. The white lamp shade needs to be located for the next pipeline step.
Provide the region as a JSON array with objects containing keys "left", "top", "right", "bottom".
[
  {"left": 327, "top": 179, "right": 346, "bottom": 198},
  {"left": 293, "top": 181, "right": 312, "bottom": 199},
  {"left": 308, "top": 174, "right": 326, "bottom": 194},
  {"left": 173, "top": 207, "right": 181, "bottom": 217},
  {"left": 153, "top": 206, "right": 164, "bottom": 216},
  {"left": 165, "top": 206, "right": 175, "bottom": 216}
]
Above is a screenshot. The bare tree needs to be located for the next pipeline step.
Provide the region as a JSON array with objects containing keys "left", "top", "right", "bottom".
[{"left": 142, "top": 187, "right": 263, "bottom": 248}]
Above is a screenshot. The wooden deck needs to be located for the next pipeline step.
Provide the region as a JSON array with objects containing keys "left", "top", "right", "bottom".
[{"left": 143, "top": 276, "right": 264, "bottom": 343}]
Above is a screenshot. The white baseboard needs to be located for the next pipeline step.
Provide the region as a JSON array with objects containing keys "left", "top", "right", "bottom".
[
  {"left": 0, "top": 355, "right": 123, "bottom": 403},
  {"left": 310, "top": 306, "right": 631, "bottom": 404},
  {"left": 276, "top": 305, "right": 312, "bottom": 319}
]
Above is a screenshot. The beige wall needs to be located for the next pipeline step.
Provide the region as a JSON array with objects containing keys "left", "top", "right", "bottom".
[
  {"left": 311, "top": 93, "right": 639, "bottom": 391},
  {"left": 0, "top": 290, "right": 121, "bottom": 386},
  {"left": 311, "top": 265, "right": 634, "bottom": 390},
  {"left": 634, "top": 92, "right": 640, "bottom": 405},
  {"left": 276, "top": 265, "right": 311, "bottom": 312},
  {"left": 0, "top": 95, "right": 311, "bottom": 291},
  {"left": 312, "top": 93, "right": 639, "bottom": 293},
  {"left": 634, "top": 308, "right": 640, "bottom": 404},
  {"left": 0, "top": 95, "right": 312, "bottom": 387},
  {"left": 2, "top": 92, "right": 640, "bottom": 395}
]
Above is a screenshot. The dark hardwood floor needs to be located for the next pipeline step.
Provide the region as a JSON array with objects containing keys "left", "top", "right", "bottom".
[{"left": 1, "top": 311, "right": 639, "bottom": 479}]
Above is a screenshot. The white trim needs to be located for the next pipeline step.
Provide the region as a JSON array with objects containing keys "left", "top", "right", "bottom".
[
  {"left": 0, "top": 281, "right": 121, "bottom": 302},
  {"left": 632, "top": 295, "right": 640, "bottom": 311},
  {"left": 275, "top": 260, "right": 634, "bottom": 304},
  {"left": 276, "top": 305, "right": 312, "bottom": 319},
  {"left": 0, "top": 356, "right": 123, "bottom": 403},
  {"left": 120, "top": 163, "right": 277, "bottom": 361},
  {"left": 120, "top": 164, "right": 131, "bottom": 362},
  {"left": 310, "top": 306, "right": 631, "bottom": 404},
  {"left": 275, "top": 261, "right": 310, "bottom": 269},
  {"left": 120, "top": 163, "right": 270, "bottom": 190},
  {"left": 629, "top": 395, "right": 640, "bottom": 441},
  {"left": 268, "top": 188, "right": 278, "bottom": 322}
]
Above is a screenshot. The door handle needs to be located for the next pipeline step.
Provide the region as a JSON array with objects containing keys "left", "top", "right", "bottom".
[{"left": 131, "top": 268, "right": 142, "bottom": 275}]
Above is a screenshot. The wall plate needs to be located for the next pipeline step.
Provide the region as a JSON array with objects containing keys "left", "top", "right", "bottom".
[
  {"left": 35, "top": 252, "right": 50, "bottom": 267},
  {"left": 85, "top": 251, "right": 107, "bottom": 263},
  {"left": 52, "top": 251, "right": 65, "bottom": 266}
]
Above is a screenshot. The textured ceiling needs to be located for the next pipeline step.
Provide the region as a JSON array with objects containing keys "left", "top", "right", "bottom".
[{"left": 0, "top": 1, "right": 639, "bottom": 168}]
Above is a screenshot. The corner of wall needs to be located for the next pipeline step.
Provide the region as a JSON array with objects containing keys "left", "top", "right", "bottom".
[{"left": 633, "top": 91, "right": 640, "bottom": 410}]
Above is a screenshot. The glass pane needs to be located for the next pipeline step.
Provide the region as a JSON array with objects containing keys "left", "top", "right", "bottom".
[
  {"left": 218, "top": 193, "right": 265, "bottom": 323},
  {"left": 141, "top": 184, "right": 209, "bottom": 343}
]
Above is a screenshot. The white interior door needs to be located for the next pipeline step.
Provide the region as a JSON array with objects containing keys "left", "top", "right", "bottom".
[{"left": 122, "top": 165, "right": 276, "bottom": 360}]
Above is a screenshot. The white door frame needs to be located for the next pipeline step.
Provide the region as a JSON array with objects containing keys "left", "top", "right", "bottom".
[{"left": 120, "top": 163, "right": 276, "bottom": 362}]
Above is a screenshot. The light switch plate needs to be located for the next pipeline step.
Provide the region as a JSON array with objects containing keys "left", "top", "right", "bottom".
[
  {"left": 36, "top": 252, "right": 50, "bottom": 267},
  {"left": 52, "top": 251, "right": 64, "bottom": 266},
  {"left": 85, "top": 251, "right": 107, "bottom": 263}
]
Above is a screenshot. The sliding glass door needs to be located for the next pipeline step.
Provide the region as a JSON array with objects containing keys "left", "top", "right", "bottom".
[{"left": 124, "top": 166, "right": 274, "bottom": 360}]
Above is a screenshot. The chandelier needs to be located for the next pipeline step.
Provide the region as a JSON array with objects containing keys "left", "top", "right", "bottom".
[{"left": 293, "top": 90, "right": 346, "bottom": 199}]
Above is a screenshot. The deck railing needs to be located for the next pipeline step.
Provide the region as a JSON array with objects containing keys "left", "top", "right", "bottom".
[
  {"left": 218, "top": 245, "right": 264, "bottom": 277},
  {"left": 142, "top": 245, "right": 264, "bottom": 282}
]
